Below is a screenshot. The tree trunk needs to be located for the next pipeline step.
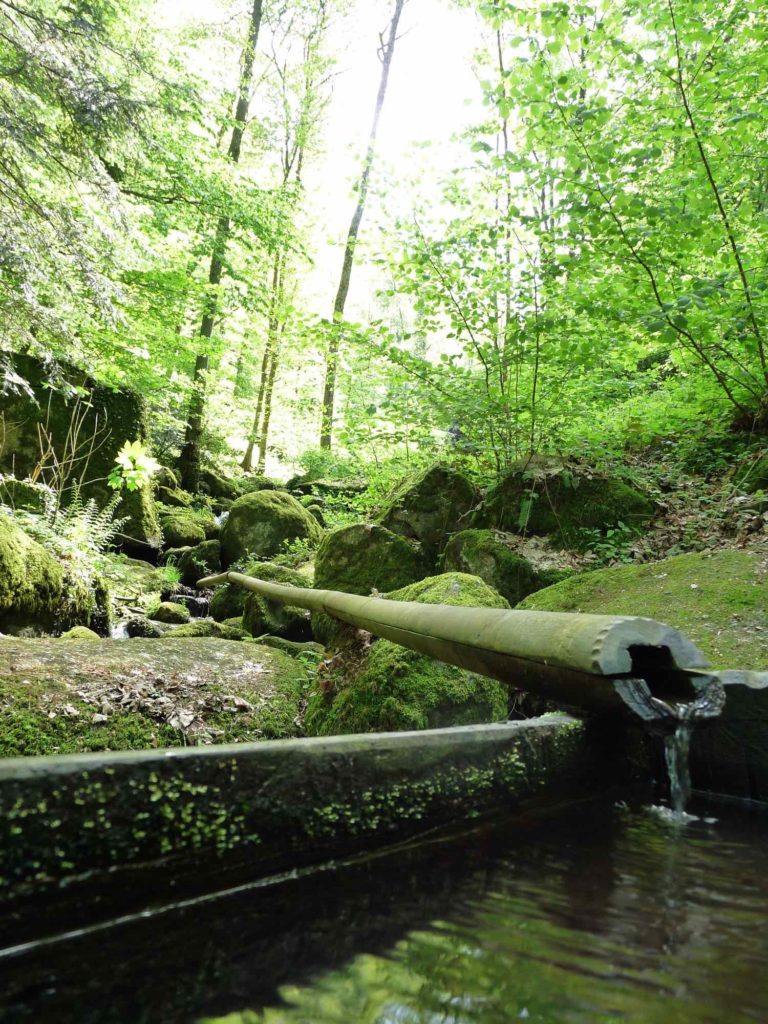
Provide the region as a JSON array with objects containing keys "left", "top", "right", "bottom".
[
  {"left": 319, "top": 0, "right": 405, "bottom": 450},
  {"left": 241, "top": 254, "right": 282, "bottom": 471},
  {"left": 179, "top": 0, "right": 263, "bottom": 490}
]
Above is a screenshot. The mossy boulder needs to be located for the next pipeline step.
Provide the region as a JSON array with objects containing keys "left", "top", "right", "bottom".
[
  {"left": 306, "top": 504, "right": 326, "bottom": 527},
  {"left": 0, "top": 638, "right": 309, "bottom": 755},
  {"left": 476, "top": 462, "right": 656, "bottom": 550},
  {"left": 154, "top": 466, "right": 180, "bottom": 490},
  {"left": 0, "top": 515, "right": 63, "bottom": 633},
  {"left": 254, "top": 636, "right": 325, "bottom": 661},
  {"left": 518, "top": 548, "right": 766, "bottom": 670},
  {"left": 125, "top": 616, "right": 165, "bottom": 638},
  {"left": 241, "top": 563, "right": 312, "bottom": 640},
  {"left": 238, "top": 474, "right": 279, "bottom": 494},
  {"left": 210, "top": 582, "right": 248, "bottom": 622},
  {"left": 156, "top": 486, "right": 193, "bottom": 508},
  {"left": 158, "top": 506, "right": 218, "bottom": 549},
  {"left": 167, "top": 540, "right": 221, "bottom": 588},
  {"left": 312, "top": 523, "right": 429, "bottom": 646},
  {"left": 160, "top": 620, "right": 246, "bottom": 640},
  {"left": 442, "top": 529, "right": 554, "bottom": 606},
  {"left": 220, "top": 490, "right": 322, "bottom": 567},
  {"left": 149, "top": 601, "right": 190, "bottom": 625},
  {"left": 0, "top": 476, "right": 49, "bottom": 512},
  {"left": 199, "top": 467, "right": 240, "bottom": 500},
  {"left": 0, "top": 515, "right": 110, "bottom": 635},
  {"left": 315, "top": 524, "right": 428, "bottom": 596},
  {"left": 379, "top": 463, "right": 478, "bottom": 567},
  {"left": 59, "top": 626, "right": 100, "bottom": 641},
  {"left": 0, "top": 354, "right": 161, "bottom": 556},
  {"left": 305, "top": 572, "right": 510, "bottom": 736}
]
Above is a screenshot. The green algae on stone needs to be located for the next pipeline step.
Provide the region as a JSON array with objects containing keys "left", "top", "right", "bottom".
[
  {"left": 305, "top": 572, "right": 510, "bottom": 736},
  {"left": 379, "top": 463, "right": 478, "bottom": 568},
  {"left": 442, "top": 529, "right": 549, "bottom": 605},
  {"left": 0, "top": 638, "right": 309, "bottom": 756},
  {"left": 476, "top": 464, "right": 656, "bottom": 550},
  {"left": 519, "top": 548, "right": 767, "bottom": 670},
  {"left": 220, "top": 490, "right": 322, "bottom": 567}
]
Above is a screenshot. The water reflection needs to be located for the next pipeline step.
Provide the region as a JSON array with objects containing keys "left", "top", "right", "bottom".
[{"left": 203, "top": 807, "right": 768, "bottom": 1024}]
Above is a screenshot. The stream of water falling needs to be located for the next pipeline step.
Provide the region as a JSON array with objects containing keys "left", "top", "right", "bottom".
[{"left": 663, "top": 720, "right": 694, "bottom": 818}]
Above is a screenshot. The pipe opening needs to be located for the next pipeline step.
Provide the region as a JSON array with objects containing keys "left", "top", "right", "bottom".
[{"left": 627, "top": 645, "right": 699, "bottom": 703}]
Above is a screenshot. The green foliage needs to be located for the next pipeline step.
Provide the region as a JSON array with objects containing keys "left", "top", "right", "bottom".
[
  {"left": 108, "top": 441, "right": 160, "bottom": 492},
  {"left": 7, "top": 483, "right": 126, "bottom": 575}
]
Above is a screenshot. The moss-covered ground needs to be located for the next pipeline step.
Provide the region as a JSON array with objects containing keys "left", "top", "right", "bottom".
[
  {"left": 0, "top": 638, "right": 310, "bottom": 757},
  {"left": 519, "top": 548, "right": 767, "bottom": 669}
]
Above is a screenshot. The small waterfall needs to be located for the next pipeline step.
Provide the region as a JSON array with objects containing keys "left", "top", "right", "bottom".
[
  {"left": 663, "top": 721, "right": 693, "bottom": 819},
  {"left": 110, "top": 621, "right": 129, "bottom": 640}
]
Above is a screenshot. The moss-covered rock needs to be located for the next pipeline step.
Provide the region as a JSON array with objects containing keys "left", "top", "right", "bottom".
[
  {"left": 149, "top": 601, "right": 190, "bottom": 625},
  {"left": 154, "top": 466, "right": 180, "bottom": 490},
  {"left": 518, "top": 549, "right": 767, "bottom": 669},
  {"left": 315, "top": 523, "right": 428, "bottom": 596},
  {"left": 305, "top": 572, "right": 510, "bottom": 736},
  {"left": 158, "top": 505, "right": 218, "bottom": 549},
  {"left": 306, "top": 504, "right": 326, "bottom": 527},
  {"left": 59, "top": 626, "right": 100, "bottom": 641},
  {"left": 0, "top": 354, "right": 161, "bottom": 556},
  {"left": 199, "top": 467, "right": 240, "bottom": 500},
  {"left": 167, "top": 540, "right": 221, "bottom": 587},
  {"left": 0, "top": 638, "right": 309, "bottom": 755},
  {"left": 210, "top": 582, "right": 248, "bottom": 622},
  {"left": 220, "top": 490, "right": 322, "bottom": 567},
  {"left": 312, "top": 523, "right": 429, "bottom": 646},
  {"left": 441, "top": 529, "right": 552, "bottom": 606},
  {"left": 125, "top": 616, "right": 165, "bottom": 638},
  {"left": 379, "top": 463, "right": 478, "bottom": 567},
  {"left": 156, "top": 486, "right": 193, "bottom": 508},
  {"left": 237, "top": 474, "right": 280, "bottom": 494},
  {"left": 476, "top": 463, "right": 656, "bottom": 550},
  {"left": 241, "top": 563, "right": 312, "bottom": 640},
  {"left": 100, "top": 554, "right": 169, "bottom": 603},
  {"left": 254, "top": 636, "right": 325, "bottom": 661},
  {"left": 222, "top": 616, "right": 245, "bottom": 631},
  {"left": 0, "top": 476, "right": 49, "bottom": 511},
  {"left": 0, "top": 516, "right": 64, "bottom": 633},
  {"left": 160, "top": 620, "right": 246, "bottom": 640},
  {"left": 0, "top": 514, "right": 109, "bottom": 635}
]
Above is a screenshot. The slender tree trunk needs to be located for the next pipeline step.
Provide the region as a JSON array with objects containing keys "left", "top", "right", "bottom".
[
  {"left": 179, "top": 0, "right": 263, "bottom": 491},
  {"left": 319, "top": 0, "right": 405, "bottom": 450},
  {"left": 241, "top": 254, "right": 283, "bottom": 471},
  {"left": 257, "top": 311, "right": 284, "bottom": 472}
]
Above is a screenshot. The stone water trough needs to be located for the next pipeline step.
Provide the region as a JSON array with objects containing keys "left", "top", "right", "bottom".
[{"left": 1, "top": 571, "right": 765, "bottom": 951}]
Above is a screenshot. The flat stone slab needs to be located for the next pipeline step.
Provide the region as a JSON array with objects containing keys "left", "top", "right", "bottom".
[{"left": 0, "top": 718, "right": 594, "bottom": 948}]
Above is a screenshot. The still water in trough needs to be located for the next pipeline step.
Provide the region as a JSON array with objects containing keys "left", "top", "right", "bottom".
[{"left": 2, "top": 796, "right": 767, "bottom": 1024}]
